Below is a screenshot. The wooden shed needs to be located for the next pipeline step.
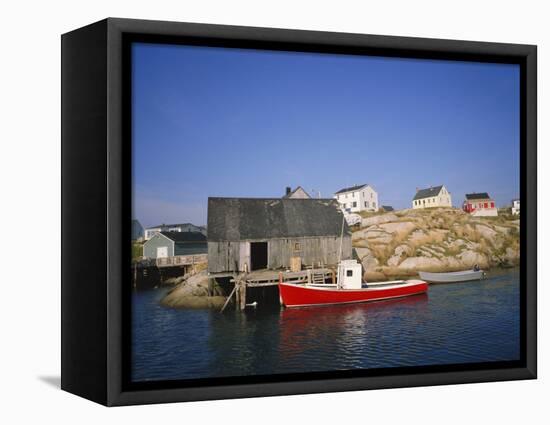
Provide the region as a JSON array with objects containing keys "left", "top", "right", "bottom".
[{"left": 207, "top": 197, "right": 352, "bottom": 274}]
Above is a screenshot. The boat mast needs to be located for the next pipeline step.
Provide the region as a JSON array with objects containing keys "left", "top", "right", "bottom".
[{"left": 337, "top": 210, "right": 345, "bottom": 288}]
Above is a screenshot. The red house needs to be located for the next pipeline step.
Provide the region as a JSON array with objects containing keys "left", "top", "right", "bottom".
[{"left": 463, "top": 193, "right": 498, "bottom": 217}]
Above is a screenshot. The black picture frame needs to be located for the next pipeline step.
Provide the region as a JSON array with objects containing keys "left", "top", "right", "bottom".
[{"left": 61, "top": 17, "right": 537, "bottom": 406}]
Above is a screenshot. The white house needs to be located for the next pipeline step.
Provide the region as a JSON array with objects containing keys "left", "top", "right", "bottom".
[
  {"left": 412, "top": 185, "right": 452, "bottom": 209},
  {"left": 512, "top": 199, "right": 520, "bottom": 215},
  {"left": 144, "top": 223, "right": 207, "bottom": 240},
  {"left": 334, "top": 184, "right": 378, "bottom": 213}
]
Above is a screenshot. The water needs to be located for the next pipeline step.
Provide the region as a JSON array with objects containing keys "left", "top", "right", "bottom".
[{"left": 131, "top": 270, "right": 520, "bottom": 382}]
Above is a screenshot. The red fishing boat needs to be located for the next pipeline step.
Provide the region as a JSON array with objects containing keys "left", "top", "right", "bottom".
[{"left": 279, "top": 260, "right": 428, "bottom": 308}]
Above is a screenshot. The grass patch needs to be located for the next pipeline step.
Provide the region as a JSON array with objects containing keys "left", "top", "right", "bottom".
[{"left": 132, "top": 242, "right": 143, "bottom": 260}]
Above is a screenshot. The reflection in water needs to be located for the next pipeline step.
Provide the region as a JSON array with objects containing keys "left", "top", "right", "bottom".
[
  {"left": 132, "top": 270, "right": 520, "bottom": 382},
  {"left": 278, "top": 295, "right": 429, "bottom": 372}
]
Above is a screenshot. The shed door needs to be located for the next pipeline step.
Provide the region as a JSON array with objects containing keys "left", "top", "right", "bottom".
[
  {"left": 156, "top": 246, "right": 168, "bottom": 258},
  {"left": 250, "top": 242, "right": 268, "bottom": 271}
]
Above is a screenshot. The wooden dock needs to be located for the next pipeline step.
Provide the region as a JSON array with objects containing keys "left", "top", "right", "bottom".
[
  {"left": 214, "top": 267, "right": 336, "bottom": 311},
  {"left": 155, "top": 253, "right": 208, "bottom": 268},
  {"left": 134, "top": 253, "right": 208, "bottom": 268},
  {"left": 132, "top": 253, "right": 208, "bottom": 288}
]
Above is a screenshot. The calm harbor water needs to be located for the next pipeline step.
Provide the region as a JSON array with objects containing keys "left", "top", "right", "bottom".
[{"left": 131, "top": 269, "right": 520, "bottom": 382}]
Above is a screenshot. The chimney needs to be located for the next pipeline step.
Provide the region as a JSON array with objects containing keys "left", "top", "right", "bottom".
[{"left": 285, "top": 186, "right": 291, "bottom": 196}]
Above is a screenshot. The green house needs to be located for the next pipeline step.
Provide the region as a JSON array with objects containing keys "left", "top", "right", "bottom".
[{"left": 143, "top": 231, "right": 207, "bottom": 259}]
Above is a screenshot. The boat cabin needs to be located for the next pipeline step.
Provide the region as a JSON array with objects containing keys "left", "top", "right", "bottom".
[{"left": 337, "top": 260, "right": 362, "bottom": 289}]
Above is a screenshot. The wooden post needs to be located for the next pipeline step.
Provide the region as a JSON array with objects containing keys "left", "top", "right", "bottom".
[
  {"left": 239, "top": 283, "right": 247, "bottom": 311},
  {"left": 207, "top": 278, "right": 213, "bottom": 297},
  {"left": 235, "top": 280, "right": 241, "bottom": 309},
  {"left": 220, "top": 283, "right": 238, "bottom": 313}
]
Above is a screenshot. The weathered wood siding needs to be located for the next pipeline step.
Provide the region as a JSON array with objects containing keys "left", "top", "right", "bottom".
[
  {"left": 208, "top": 236, "right": 352, "bottom": 273},
  {"left": 208, "top": 241, "right": 242, "bottom": 273},
  {"left": 267, "top": 236, "right": 351, "bottom": 269}
]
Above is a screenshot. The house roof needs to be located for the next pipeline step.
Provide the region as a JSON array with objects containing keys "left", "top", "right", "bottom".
[
  {"left": 282, "top": 186, "right": 311, "bottom": 199},
  {"left": 147, "top": 222, "right": 205, "bottom": 230},
  {"left": 159, "top": 231, "right": 207, "bottom": 243},
  {"left": 207, "top": 197, "right": 349, "bottom": 242},
  {"left": 413, "top": 185, "right": 444, "bottom": 200},
  {"left": 335, "top": 184, "right": 369, "bottom": 194},
  {"left": 465, "top": 192, "right": 491, "bottom": 200}
]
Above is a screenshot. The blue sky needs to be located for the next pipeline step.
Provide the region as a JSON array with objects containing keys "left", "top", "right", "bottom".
[{"left": 132, "top": 43, "right": 520, "bottom": 227}]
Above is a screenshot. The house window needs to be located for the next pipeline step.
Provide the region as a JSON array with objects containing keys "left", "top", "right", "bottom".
[
  {"left": 346, "top": 270, "right": 353, "bottom": 277},
  {"left": 365, "top": 201, "right": 369, "bottom": 208},
  {"left": 294, "top": 242, "right": 301, "bottom": 251},
  {"left": 484, "top": 202, "right": 488, "bottom": 208},
  {"left": 352, "top": 201, "right": 357, "bottom": 208},
  {"left": 491, "top": 202, "right": 495, "bottom": 208},
  {"left": 373, "top": 202, "right": 376, "bottom": 209},
  {"left": 370, "top": 193, "right": 373, "bottom": 199}
]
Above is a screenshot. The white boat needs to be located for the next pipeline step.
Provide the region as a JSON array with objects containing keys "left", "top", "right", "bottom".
[{"left": 418, "top": 269, "right": 485, "bottom": 283}]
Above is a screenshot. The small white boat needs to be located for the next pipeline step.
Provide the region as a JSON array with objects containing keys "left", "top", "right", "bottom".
[{"left": 419, "top": 269, "right": 485, "bottom": 283}]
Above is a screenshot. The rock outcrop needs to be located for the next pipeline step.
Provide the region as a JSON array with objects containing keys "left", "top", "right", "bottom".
[
  {"left": 353, "top": 208, "right": 519, "bottom": 279},
  {"left": 161, "top": 271, "right": 226, "bottom": 309}
]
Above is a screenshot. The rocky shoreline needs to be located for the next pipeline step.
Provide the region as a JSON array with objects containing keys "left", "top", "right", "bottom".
[
  {"left": 161, "top": 270, "right": 226, "bottom": 309},
  {"left": 352, "top": 208, "right": 519, "bottom": 280},
  {"left": 159, "top": 207, "right": 519, "bottom": 308}
]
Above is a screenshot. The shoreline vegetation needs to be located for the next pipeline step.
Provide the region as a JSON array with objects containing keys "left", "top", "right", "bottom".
[{"left": 158, "top": 207, "right": 519, "bottom": 309}]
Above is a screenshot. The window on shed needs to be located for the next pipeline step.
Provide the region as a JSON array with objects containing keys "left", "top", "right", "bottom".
[
  {"left": 346, "top": 270, "right": 353, "bottom": 277},
  {"left": 294, "top": 242, "right": 301, "bottom": 251}
]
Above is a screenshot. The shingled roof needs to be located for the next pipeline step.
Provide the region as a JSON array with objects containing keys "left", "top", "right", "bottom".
[
  {"left": 207, "top": 198, "right": 349, "bottom": 242},
  {"left": 465, "top": 192, "right": 491, "bottom": 200},
  {"left": 148, "top": 222, "right": 205, "bottom": 230},
  {"left": 160, "top": 231, "right": 207, "bottom": 243},
  {"left": 413, "top": 185, "right": 444, "bottom": 200},
  {"left": 335, "top": 184, "right": 369, "bottom": 194}
]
